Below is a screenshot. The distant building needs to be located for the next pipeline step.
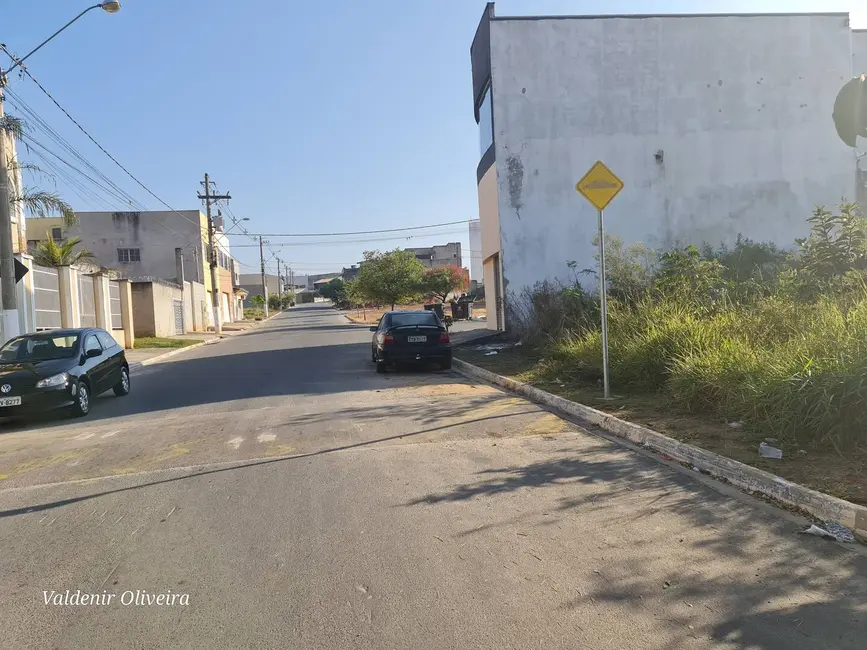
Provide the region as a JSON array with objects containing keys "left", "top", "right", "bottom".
[
  {"left": 238, "top": 273, "right": 280, "bottom": 307},
  {"left": 405, "top": 243, "right": 462, "bottom": 269},
  {"left": 306, "top": 272, "right": 341, "bottom": 290}
]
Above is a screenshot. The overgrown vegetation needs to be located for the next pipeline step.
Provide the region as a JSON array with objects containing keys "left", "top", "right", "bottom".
[{"left": 516, "top": 201, "right": 867, "bottom": 452}]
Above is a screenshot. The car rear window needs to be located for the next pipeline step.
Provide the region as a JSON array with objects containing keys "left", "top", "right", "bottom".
[{"left": 390, "top": 313, "right": 440, "bottom": 327}]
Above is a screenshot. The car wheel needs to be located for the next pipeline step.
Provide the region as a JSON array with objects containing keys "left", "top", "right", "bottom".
[
  {"left": 372, "top": 349, "right": 377, "bottom": 363},
  {"left": 376, "top": 360, "right": 386, "bottom": 374},
  {"left": 113, "top": 367, "right": 130, "bottom": 397},
  {"left": 440, "top": 357, "right": 452, "bottom": 371},
  {"left": 70, "top": 381, "right": 91, "bottom": 418}
]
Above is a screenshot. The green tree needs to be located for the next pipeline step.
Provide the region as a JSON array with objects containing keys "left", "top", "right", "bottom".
[
  {"left": 268, "top": 293, "right": 282, "bottom": 311},
  {"left": 251, "top": 294, "right": 265, "bottom": 307},
  {"left": 354, "top": 249, "right": 425, "bottom": 309},
  {"left": 319, "top": 277, "right": 346, "bottom": 303},
  {"left": 31, "top": 237, "right": 95, "bottom": 268},
  {"left": 420, "top": 265, "right": 468, "bottom": 303}
]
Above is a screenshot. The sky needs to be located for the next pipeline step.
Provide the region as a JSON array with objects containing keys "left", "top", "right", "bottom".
[{"left": 3, "top": 0, "right": 867, "bottom": 280}]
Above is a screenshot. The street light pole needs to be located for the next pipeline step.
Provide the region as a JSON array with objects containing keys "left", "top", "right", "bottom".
[{"left": 0, "top": 1, "right": 120, "bottom": 342}]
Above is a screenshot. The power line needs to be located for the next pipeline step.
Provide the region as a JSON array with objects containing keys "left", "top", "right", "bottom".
[{"left": 243, "top": 219, "right": 473, "bottom": 238}]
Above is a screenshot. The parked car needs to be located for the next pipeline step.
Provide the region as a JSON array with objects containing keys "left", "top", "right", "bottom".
[
  {"left": 370, "top": 310, "right": 452, "bottom": 373},
  {"left": 0, "top": 328, "right": 130, "bottom": 419}
]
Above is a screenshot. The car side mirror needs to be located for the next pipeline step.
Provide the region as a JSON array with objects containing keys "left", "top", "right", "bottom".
[
  {"left": 369, "top": 326, "right": 378, "bottom": 332},
  {"left": 85, "top": 348, "right": 101, "bottom": 358}
]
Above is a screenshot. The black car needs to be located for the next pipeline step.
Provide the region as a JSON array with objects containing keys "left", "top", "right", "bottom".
[
  {"left": 0, "top": 328, "right": 130, "bottom": 419},
  {"left": 370, "top": 311, "right": 452, "bottom": 373}
]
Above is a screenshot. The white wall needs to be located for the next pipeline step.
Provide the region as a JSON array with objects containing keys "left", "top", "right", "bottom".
[{"left": 489, "top": 14, "right": 855, "bottom": 311}]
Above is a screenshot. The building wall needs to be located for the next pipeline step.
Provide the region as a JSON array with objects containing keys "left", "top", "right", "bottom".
[
  {"left": 853, "top": 30, "right": 867, "bottom": 74},
  {"left": 488, "top": 14, "right": 855, "bottom": 315},
  {"left": 130, "top": 283, "right": 156, "bottom": 337},
  {"left": 63, "top": 211, "right": 214, "bottom": 290},
  {"left": 238, "top": 273, "right": 280, "bottom": 306},
  {"left": 468, "top": 220, "right": 483, "bottom": 283}
]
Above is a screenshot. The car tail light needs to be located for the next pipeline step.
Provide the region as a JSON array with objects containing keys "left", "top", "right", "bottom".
[
  {"left": 439, "top": 331, "right": 450, "bottom": 343},
  {"left": 383, "top": 333, "right": 395, "bottom": 345}
]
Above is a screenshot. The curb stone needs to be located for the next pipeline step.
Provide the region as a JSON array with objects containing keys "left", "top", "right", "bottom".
[{"left": 453, "top": 358, "right": 867, "bottom": 542}]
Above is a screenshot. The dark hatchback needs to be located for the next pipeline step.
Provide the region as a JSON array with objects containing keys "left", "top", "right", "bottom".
[
  {"left": 0, "top": 328, "right": 130, "bottom": 419},
  {"left": 371, "top": 311, "right": 452, "bottom": 373}
]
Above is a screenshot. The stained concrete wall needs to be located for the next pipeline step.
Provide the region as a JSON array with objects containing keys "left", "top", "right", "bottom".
[
  {"left": 488, "top": 13, "right": 856, "bottom": 317},
  {"left": 131, "top": 280, "right": 183, "bottom": 338}
]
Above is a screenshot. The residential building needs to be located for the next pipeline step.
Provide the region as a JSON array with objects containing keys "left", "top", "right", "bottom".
[
  {"left": 405, "top": 243, "right": 462, "bottom": 269},
  {"left": 305, "top": 272, "right": 341, "bottom": 290},
  {"left": 238, "top": 273, "right": 280, "bottom": 307},
  {"left": 468, "top": 220, "right": 483, "bottom": 284},
  {"left": 342, "top": 265, "right": 361, "bottom": 281},
  {"left": 471, "top": 3, "right": 858, "bottom": 331},
  {"left": 27, "top": 210, "right": 240, "bottom": 326}
]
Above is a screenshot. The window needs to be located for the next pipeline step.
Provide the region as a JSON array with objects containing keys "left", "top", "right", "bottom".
[
  {"left": 83, "top": 334, "right": 102, "bottom": 356},
  {"left": 51, "top": 227, "right": 62, "bottom": 241},
  {"left": 95, "top": 331, "right": 117, "bottom": 350},
  {"left": 117, "top": 248, "right": 141, "bottom": 263},
  {"left": 390, "top": 312, "right": 440, "bottom": 328},
  {"left": 0, "top": 334, "right": 80, "bottom": 362},
  {"left": 479, "top": 83, "right": 494, "bottom": 157}
]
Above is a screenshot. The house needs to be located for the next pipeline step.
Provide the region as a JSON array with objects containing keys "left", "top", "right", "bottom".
[
  {"left": 238, "top": 273, "right": 280, "bottom": 307},
  {"left": 405, "top": 243, "right": 462, "bottom": 269},
  {"left": 471, "top": 3, "right": 859, "bottom": 331},
  {"left": 27, "top": 210, "right": 241, "bottom": 326},
  {"left": 305, "top": 272, "right": 342, "bottom": 290}
]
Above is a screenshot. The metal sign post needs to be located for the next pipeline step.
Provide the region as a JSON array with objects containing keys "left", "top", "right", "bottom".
[
  {"left": 575, "top": 160, "right": 624, "bottom": 399},
  {"left": 596, "top": 208, "right": 611, "bottom": 398}
]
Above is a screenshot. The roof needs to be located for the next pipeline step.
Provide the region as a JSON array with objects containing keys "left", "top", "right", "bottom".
[{"left": 491, "top": 11, "right": 848, "bottom": 22}]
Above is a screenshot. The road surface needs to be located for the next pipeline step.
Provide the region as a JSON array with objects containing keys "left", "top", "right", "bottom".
[{"left": 0, "top": 305, "right": 864, "bottom": 649}]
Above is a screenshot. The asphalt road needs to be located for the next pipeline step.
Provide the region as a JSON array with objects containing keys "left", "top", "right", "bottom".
[{"left": 0, "top": 305, "right": 864, "bottom": 649}]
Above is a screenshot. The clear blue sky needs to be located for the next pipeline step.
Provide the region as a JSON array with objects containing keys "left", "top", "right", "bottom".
[{"left": 3, "top": 0, "right": 865, "bottom": 278}]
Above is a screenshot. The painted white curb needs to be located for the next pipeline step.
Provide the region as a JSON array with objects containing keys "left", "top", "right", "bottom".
[{"left": 453, "top": 358, "right": 867, "bottom": 541}]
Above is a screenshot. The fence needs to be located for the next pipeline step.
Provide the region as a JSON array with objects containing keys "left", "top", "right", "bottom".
[
  {"left": 78, "top": 274, "right": 96, "bottom": 328},
  {"left": 33, "top": 265, "right": 61, "bottom": 331},
  {"left": 109, "top": 280, "right": 123, "bottom": 330}
]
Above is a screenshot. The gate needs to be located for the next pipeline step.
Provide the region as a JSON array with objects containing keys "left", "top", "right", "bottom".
[
  {"left": 109, "top": 281, "right": 123, "bottom": 330},
  {"left": 33, "top": 265, "right": 61, "bottom": 330},
  {"left": 78, "top": 274, "right": 96, "bottom": 328},
  {"left": 172, "top": 299, "right": 184, "bottom": 335}
]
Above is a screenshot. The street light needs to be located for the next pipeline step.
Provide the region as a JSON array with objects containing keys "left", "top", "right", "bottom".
[{"left": 0, "top": 2, "right": 119, "bottom": 342}]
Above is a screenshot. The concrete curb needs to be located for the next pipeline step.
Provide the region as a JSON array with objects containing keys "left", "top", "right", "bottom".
[{"left": 453, "top": 358, "right": 867, "bottom": 541}]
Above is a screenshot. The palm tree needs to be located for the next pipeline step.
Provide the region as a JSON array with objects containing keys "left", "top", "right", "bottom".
[
  {"left": 32, "top": 237, "right": 95, "bottom": 268},
  {"left": 1, "top": 115, "right": 76, "bottom": 226}
]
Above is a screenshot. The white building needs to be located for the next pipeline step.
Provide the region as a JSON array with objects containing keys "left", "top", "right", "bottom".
[{"left": 471, "top": 3, "right": 859, "bottom": 331}]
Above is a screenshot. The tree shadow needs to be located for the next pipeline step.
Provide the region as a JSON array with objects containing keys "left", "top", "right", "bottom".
[{"left": 407, "top": 438, "right": 867, "bottom": 649}]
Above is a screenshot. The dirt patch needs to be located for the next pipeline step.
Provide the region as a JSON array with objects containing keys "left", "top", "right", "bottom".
[{"left": 456, "top": 347, "right": 867, "bottom": 506}]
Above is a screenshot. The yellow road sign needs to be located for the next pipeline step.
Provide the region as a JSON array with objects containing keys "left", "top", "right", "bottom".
[{"left": 575, "top": 160, "right": 623, "bottom": 211}]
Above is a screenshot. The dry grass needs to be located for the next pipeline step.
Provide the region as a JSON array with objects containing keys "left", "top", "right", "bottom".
[{"left": 456, "top": 346, "right": 867, "bottom": 506}]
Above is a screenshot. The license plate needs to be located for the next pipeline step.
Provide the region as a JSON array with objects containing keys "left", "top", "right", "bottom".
[
  {"left": 0, "top": 396, "right": 21, "bottom": 407},
  {"left": 407, "top": 336, "right": 427, "bottom": 343}
]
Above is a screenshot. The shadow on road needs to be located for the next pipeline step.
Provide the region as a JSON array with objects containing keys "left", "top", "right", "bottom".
[{"left": 407, "top": 440, "right": 867, "bottom": 650}]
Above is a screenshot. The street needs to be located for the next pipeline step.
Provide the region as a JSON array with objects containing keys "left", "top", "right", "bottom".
[{"left": 0, "top": 304, "right": 864, "bottom": 649}]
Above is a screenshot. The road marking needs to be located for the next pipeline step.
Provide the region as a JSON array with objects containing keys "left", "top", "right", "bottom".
[
  {"left": 74, "top": 433, "right": 95, "bottom": 441},
  {"left": 256, "top": 433, "right": 276, "bottom": 443},
  {"left": 101, "top": 430, "right": 120, "bottom": 439},
  {"left": 228, "top": 437, "right": 244, "bottom": 450}
]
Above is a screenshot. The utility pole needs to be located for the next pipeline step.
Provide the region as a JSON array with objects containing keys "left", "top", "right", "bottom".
[
  {"left": 197, "top": 173, "right": 230, "bottom": 335},
  {"left": 276, "top": 258, "right": 283, "bottom": 296},
  {"left": 259, "top": 236, "right": 269, "bottom": 318},
  {"left": 0, "top": 82, "right": 20, "bottom": 344}
]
